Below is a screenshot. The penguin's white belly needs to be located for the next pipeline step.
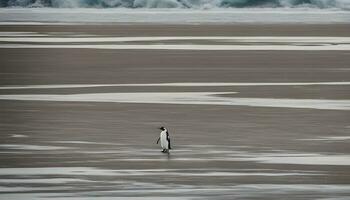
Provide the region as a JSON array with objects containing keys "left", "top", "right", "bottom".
[{"left": 160, "top": 132, "right": 169, "bottom": 149}]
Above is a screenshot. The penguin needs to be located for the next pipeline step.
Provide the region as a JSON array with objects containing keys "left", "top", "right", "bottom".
[{"left": 156, "top": 126, "right": 171, "bottom": 153}]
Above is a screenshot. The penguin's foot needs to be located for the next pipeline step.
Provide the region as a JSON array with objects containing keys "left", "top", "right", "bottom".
[{"left": 161, "top": 149, "right": 166, "bottom": 153}]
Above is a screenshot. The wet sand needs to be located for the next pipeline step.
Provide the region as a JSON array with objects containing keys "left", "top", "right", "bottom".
[
  {"left": 0, "top": 24, "right": 350, "bottom": 199},
  {"left": 1, "top": 24, "right": 350, "bottom": 36}
]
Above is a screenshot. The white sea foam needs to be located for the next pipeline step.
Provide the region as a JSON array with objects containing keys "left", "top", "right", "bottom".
[
  {"left": 1, "top": 82, "right": 349, "bottom": 90},
  {"left": 0, "top": 92, "right": 349, "bottom": 110}
]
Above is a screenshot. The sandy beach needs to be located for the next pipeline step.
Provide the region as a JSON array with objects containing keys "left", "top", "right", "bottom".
[{"left": 0, "top": 23, "right": 350, "bottom": 199}]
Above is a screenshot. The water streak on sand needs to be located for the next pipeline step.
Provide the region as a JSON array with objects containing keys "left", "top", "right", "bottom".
[
  {"left": 1, "top": 36, "right": 350, "bottom": 43},
  {"left": 2, "top": 35, "right": 350, "bottom": 50},
  {"left": 0, "top": 178, "right": 93, "bottom": 184},
  {"left": 0, "top": 32, "right": 49, "bottom": 37},
  {"left": 10, "top": 134, "right": 28, "bottom": 138},
  {"left": 2, "top": 44, "right": 350, "bottom": 50},
  {"left": 0, "top": 92, "right": 349, "bottom": 110},
  {"left": 299, "top": 136, "right": 350, "bottom": 141},
  {"left": 114, "top": 155, "right": 350, "bottom": 165},
  {"left": 0, "top": 167, "right": 319, "bottom": 177},
  {"left": 0, "top": 144, "right": 72, "bottom": 150},
  {"left": 1, "top": 82, "right": 350, "bottom": 90}
]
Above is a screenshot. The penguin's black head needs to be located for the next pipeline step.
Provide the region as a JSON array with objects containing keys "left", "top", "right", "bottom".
[{"left": 159, "top": 127, "right": 165, "bottom": 131}]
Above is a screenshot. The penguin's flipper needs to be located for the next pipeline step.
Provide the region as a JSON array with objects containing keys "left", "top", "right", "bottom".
[{"left": 166, "top": 131, "right": 171, "bottom": 149}]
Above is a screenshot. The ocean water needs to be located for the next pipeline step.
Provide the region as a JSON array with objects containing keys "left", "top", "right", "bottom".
[
  {"left": 1, "top": 0, "right": 350, "bottom": 9},
  {"left": 0, "top": 7, "right": 349, "bottom": 24},
  {"left": 1, "top": 0, "right": 350, "bottom": 24}
]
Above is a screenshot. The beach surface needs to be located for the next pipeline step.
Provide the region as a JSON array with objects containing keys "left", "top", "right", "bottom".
[{"left": 0, "top": 23, "right": 350, "bottom": 199}]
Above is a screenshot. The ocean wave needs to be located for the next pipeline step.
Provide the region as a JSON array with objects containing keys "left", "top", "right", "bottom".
[{"left": 1, "top": 0, "right": 349, "bottom": 9}]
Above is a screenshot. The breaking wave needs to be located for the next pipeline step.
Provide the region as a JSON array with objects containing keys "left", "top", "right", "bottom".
[{"left": 1, "top": 0, "right": 349, "bottom": 9}]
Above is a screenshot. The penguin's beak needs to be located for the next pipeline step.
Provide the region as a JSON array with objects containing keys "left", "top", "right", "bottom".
[{"left": 159, "top": 127, "right": 163, "bottom": 130}]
